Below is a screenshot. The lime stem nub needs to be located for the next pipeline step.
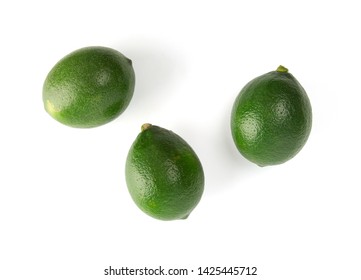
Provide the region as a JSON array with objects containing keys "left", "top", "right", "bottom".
[
  {"left": 141, "top": 123, "right": 152, "bottom": 131},
  {"left": 276, "top": 65, "right": 288, "bottom": 73},
  {"left": 180, "top": 213, "right": 190, "bottom": 219}
]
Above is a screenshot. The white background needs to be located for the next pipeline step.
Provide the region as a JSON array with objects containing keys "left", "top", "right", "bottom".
[{"left": 1, "top": 1, "right": 360, "bottom": 279}]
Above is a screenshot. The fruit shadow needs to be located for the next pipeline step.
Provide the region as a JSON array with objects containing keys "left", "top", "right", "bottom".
[
  {"left": 200, "top": 105, "right": 259, "bottom": 195},
  {"left": 118, "top": 41, "right": 186, "bottom": 117}
]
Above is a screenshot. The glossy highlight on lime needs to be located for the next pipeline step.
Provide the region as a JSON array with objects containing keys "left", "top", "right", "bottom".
[
  {"left": 125, "top": 124, "right": 205, "bottom": 221},
  {"left": 43, "top": 46, "right": 135, "bottom": 128},
  {"left": 231, "top": 65, "right": 312, "bottom": 166}
]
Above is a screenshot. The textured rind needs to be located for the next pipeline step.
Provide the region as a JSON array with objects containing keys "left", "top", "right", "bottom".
[
  {"left": 125, "top": 125, "right": 205, "bottom": 221},
  {"left": 43, "top": 46, "right": 135, "bottom": 128},
  {"left": 231, "top": 70, "right": 312, "bottom": 166}
]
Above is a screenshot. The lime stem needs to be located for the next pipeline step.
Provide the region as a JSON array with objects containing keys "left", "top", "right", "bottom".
[
  {"left": 141, "top": 123, "right": 152, "bottom": 131},
  {"left": 276, "top": 65, "right": 288, "bottom": 73}
]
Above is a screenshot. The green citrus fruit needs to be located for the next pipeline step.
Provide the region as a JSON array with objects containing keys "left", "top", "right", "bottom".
[
  {"left": 231, "top": 65, "right": 312, "bottom": 166},
  {"left": 125, "top": 124, "right": 205, "bottom": 221},
  {"left": 43, "top": 46, "right": 135, "bottom": 128}
]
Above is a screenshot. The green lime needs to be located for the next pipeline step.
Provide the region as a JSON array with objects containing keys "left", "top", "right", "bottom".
[
  {"left": 125, "top": 124, "right": 205, "bottom": 221},
  {"left": 231, "top": 65, "right": 312, "bottom": 166},
  {"left": 43, "top": 46, "right": 135, "bottom": 128}
]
